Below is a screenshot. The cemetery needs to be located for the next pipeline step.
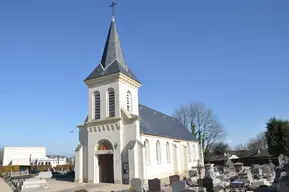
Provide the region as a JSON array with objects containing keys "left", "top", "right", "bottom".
[{"left": 1, "top": 155, "right": 289, "bottom": 191}]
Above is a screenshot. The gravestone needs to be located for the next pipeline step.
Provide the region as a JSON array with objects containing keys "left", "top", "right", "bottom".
[
  {"left": 169, "top": 174, "right": 180, "bottom": 185},
  {"left": 223, "top": 167, "right": 230, "bottom": 174},
  {"left": 225, "top": 159, "right": 234, "bottom": 169},
  {"left": 180, "top": 189, "right": 197, "bottom": 192},
  {"left": 233, "top": 162, "right": 243, "bottom": 173},
  {"left": 254, "top": 187, "right": 278, "bottom": 192},
  {"left": 238, "top": 170, "right": 253, "bottom": 186},
  {"left": 251, "top": 164, "right": 260, "bottom": 169},
  {"left": 148, "top": 178, "right": 161, "bottom": 191},
  {"left": 35, "top": 171, "right": 52, "bottom": 179},
  {"left": 172, "top": 180, "right": 186, "bottom": 192},
  {"left": 269, "top": 161, "right": 275, "bottom": 171},
  {"left": 204, "top": 164, "right": 214, "bottom": 178},
  {"left": 251, "top": 167, "right": 262, "bottom": 178},
  {"left": 278, "top": 154, "right": 288, "bottom": 166},
  {"left": 130, "top": 178, "right": 143, "bottom": 192},
  {"left": 202, "top": 177, "right": 213, "bottom": 192},
  {"left": 189, "top": 170, "right": 198, "bottom": 178},
  {"left": 262, "top": 165, "right": 272, "bottom": 175},
  {"left": 21, "top": 178, "right": 48, "bottom": 191}
]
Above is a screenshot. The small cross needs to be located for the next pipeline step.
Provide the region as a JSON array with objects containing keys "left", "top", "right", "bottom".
[{"left": 109, "top": 0, "right": 118, "bottom": 18}]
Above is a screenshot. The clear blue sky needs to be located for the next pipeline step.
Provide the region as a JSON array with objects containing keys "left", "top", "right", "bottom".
[{"left": 0, "top": 0, "right": 288, "bottom": 155}]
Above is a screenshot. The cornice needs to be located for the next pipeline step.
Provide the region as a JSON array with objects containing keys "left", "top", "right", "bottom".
[
  {"left": 84, "top": 72, "right": 142, "bottom": 89},
  {"left": 84, "top": 73, "right": 119, "bottom": 88},
  {"left": 84, "top": 117, "right": 121, "bottom": 127},
  {"left": 119, "top": 73, "right": 142, "bottom": 88}
]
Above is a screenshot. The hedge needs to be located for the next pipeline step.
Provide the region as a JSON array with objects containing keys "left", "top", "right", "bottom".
[
  {"left": 55, "top": 164, "right": 72, "bottom": 171},
  {"left": 0, "top": 165, "right": 20, "bottom": 174},
  {"left": 30, "top": 165, "right": 52, "bottom": 172}
]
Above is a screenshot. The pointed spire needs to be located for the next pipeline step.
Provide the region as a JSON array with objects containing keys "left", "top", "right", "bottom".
[
  {"left": 100, "top": 17, "right": 127, "bottom": 71},
  {"left": 85, "top": 17, "right": 139, "bottom": 83}
]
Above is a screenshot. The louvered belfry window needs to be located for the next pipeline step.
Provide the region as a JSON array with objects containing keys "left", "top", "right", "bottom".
[
  {"left": 94, "top": 91, "right": 100, "bottom": 120},
  {"left": 127, "top": 91, "right": 132, "bottom": 112},
  {"left": 108, "top": 88, "right": 115, "bottom": 117}
]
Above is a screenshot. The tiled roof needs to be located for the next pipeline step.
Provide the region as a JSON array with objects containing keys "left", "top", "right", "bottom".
[{"left": 139, "top": 104, "right": 197, "bottom": 141}]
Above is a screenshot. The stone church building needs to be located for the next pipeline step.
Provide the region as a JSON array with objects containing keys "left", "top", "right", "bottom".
[{"left": 74, "top": 16, "right": 203, "bottom": 184}]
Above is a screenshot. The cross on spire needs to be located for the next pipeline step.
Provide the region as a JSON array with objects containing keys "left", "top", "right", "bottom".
[{"left": 109, "top": 0, "right": 117, "bottom": 19}]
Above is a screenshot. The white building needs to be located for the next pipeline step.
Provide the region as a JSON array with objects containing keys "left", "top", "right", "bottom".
[
  {"left": 2, "top": 147, "right": 67, "bottom": 167},
  {"left": 74, "top": 16, "right": 204, "bottom": 185}
]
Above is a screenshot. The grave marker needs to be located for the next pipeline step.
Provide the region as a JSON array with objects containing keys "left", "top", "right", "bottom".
[
  {"left": 130, "top": 178, "right": 143, "bottom": 192},
  {"left": 172, "top": 180, "right": 186, "bottom": 192},
  {"left": 148, "top": 178, "right": 161, "bottom": 191},
  {"left": 169, "top": 174, "right": 180, "bottom": 185}
]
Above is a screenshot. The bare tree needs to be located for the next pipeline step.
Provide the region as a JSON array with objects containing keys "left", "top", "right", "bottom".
[
  {"left": 212, "top": 142, "right": 230, "bottom": 155},
  {"left": 173, "top": 102, "right": 226, "bottom": 156},
  {"left": 234, "top": 144, "right": 247, "bottom": 151},
  {"left": 247, "top": 132, "right": 267, "bottom": 151}
]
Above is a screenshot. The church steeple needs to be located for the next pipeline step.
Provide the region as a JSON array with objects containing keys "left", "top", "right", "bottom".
[
  {"left": 85, "top": 17, "right": 139, "bottom": 82},
  {"left": 100, "top": 17, "right": 127, "bottom": 70}
]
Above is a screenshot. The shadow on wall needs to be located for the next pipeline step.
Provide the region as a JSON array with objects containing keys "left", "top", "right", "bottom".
[
  {"left": 0, "top": 148, "right": 3, "bottom": 166},
  {"left": 121, "top": 143, "right": 130, "bottom": 185}
]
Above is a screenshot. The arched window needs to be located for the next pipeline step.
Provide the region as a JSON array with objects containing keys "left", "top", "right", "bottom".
[
  {"left": 108, "top": 88, "right": 115, "bottom": 117},
  {"left": 156, "top": 141, "right": 161, "bottom": 163},
  {"left": 187, "top": 143, "right": 192, "bottom": 162},
  {"left": 126, "top": 91, "right": 132, "bottom": 112},
  {"left": 144, "top": 139, "right": 150, "bottom": 164},
  {"left": 166, "top": 142, "right": 170, "bottom": 163},
  {"left": 94, "top": 91, "right": 100, "bottom": 119}
]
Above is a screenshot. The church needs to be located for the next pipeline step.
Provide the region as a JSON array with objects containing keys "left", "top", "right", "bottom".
[{"left": 74, "top": 15, "right": 204, "bottom": 185}]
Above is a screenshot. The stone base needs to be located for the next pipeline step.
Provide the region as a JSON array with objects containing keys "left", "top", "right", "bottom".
[
  {"left": 88, "top": 180, "right": 94, "bottom": 184},
  {"left": 74, "top": 180, "right": 83, "bottom": 183},
  {"left": 83, "top": 179, "right": 88, "bottom": 183},
  {"left": 114, "top": 180, "right": 122, "bottom": 184}
]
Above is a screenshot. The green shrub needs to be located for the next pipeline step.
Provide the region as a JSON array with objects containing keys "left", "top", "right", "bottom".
[
  {"left": 0, "top": 165, "right": 20, "bottom": 174},
  {"left": 55, "top": 164, "right": 71, "bottom": 171}
]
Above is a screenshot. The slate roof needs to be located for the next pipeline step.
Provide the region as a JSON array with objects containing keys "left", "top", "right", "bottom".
[
  {"left": 139, "top": 104, "right": 197, "bottom": 141},
  {"left": 82, "top": 104, "right": 196, "bottom": 141},
  {"left": 243, "top": 149, "right": 273, "bottom": 158},
  {"left": 227, "top": 150, "right": 253, "bottom": 158},
  {"left": 85, "top": 17, "right": 139, "bottom": 82}
]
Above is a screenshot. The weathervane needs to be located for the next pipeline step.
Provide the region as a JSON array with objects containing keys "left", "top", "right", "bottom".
[{"left": 109, "top": 0, "right": 118, "bottom": 18}]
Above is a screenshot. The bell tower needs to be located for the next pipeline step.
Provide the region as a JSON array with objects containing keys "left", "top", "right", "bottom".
[{"left": 84, "top": 16, "right": 141, "bottom": 123}]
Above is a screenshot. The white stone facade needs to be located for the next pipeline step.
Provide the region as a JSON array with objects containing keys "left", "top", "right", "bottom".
[
  {"left": 74, "top": 17, "right": 204, "bottom": 185},
  {"left": 2, "top": 147, "right": 67, "bottom": 167},
  {"left": 74, "top": 73, "right": 203, "bottom": 184}
]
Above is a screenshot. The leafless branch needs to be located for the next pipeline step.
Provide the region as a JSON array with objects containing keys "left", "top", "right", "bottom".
[{"left": 173, "top": 102, "right": 226, "bottom": 153}]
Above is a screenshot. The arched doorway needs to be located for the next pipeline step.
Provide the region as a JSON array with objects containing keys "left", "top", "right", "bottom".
[{"left": 96, "top": 140, "right": 114, "bottom": 183}]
